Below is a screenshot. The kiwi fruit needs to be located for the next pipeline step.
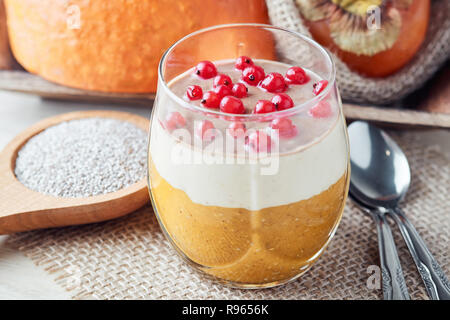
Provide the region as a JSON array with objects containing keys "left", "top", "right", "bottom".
[{"left": 295, "top": 0, "right": 413, "bottom": 56}]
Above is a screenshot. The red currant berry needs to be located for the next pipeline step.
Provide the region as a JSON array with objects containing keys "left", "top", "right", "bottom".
[
  {"left": 220, "top": 96, "right": 245, "bottom": 114},
  {"left": 195, "top": 120, "right": 216, "bottom": 142},
  {"left": 271, "top": 93, "right": 294, "bottom": 111},
  {"left": 186, "top": 85, "right": 203, "bottom": 100},
  {"left": 309, "top": 101, "right": 332, "bottom": 118},
  {"left": 271, "top": 117, "right": 298, "bottom": 138},
  {"left": 227, "top": 122, "right": 246, "bottom": 139},
  {"left": 285, "top": 66, "right": 309, "bottom": 85},
  {"left": 235, "top": 56, "right": 254, "bottom": 70},
  {"left": 231, "top": 83, "right": 248, "bottom": 98},
  {"left": 241, "top": 65, "right": 265, "bottom": 86},
  {"left": 164, "top": 112, "right": 186, "bottom": 131},
  {"left": 194, "top": 61, "right": 217, "bottom": 79},
  {"left": 213, "top": 85, "right": 232, "bottom": 99},
  {"left": 313, "top": 80, "right": 329, "bottom": 96},
  {"left": 253, "top": 100, "right": 276, "bottom": 114},
  {"left": 213, "top": 74, "right": 233, "bottom": 88},
  {"left": 258, "top": 72, "right": 287, "bottom": 93},
  {"left": 201, "top": 91, "right": 221, "bottom": 109},
  {"left": 247, "top": 130, "right": 272, "bottom": 153}
]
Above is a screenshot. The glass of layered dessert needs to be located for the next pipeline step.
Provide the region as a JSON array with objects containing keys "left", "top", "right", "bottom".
[{"left": 148, "top": 24, "right": 350, "bottom": 288}]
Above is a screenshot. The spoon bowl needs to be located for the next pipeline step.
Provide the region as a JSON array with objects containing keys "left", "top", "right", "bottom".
[
  {"left": 348, "top": 121, "right": 410, "bottom": 209},
  {"left": 0, "top": 110, "right": 150, "bottom": 234}
]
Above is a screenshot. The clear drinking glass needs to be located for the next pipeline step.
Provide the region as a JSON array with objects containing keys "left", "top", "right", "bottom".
[{"left": 148, "top": 24, "right": 350, "bottom": 288}]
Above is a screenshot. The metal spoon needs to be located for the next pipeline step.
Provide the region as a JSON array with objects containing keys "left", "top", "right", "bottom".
[
  {"left": 348, "top": 192, "right": 409, "bottom": 299},
  {"left": 348, "top": 121, "right": 450, "bottom": 300}
]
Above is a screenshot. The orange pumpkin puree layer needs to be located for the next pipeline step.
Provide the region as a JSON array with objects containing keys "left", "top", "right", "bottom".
[{"left": 149, "top": 161, "right": 349, "bottom": 285}]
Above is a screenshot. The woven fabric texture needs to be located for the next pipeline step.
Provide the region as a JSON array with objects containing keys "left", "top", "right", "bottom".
[
  {"left": 266, "top": 0, "right": 450, "bottom": 104},
  {"left": 6, "top": 130, "right": 449, "bottom": 300}
]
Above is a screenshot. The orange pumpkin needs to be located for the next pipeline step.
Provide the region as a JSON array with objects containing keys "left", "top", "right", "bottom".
[
  {"left": 0, "top": 0, "right": 15, "bottom": 69},
  {"left": 4, "top": 0, "right": 272, "bottom": 93},
  {"left": 298, "top": 0, "right": 430, "bottom": 77}
]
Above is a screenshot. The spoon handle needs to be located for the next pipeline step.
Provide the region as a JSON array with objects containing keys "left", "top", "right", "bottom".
[
  {"left": 389, "top": 207, "right": 450, "bottom": 300},
  {"left": 372, "top": 210, "right": 410, "bottom": 300}
]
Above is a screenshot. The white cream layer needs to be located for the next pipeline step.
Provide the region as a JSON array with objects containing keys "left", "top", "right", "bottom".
[{"left": 150, "top": 117, "right": 348, "bottom": 211}]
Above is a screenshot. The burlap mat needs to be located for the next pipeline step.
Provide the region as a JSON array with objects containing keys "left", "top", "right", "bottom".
[
  {"left": 266, "top": 0, "right": 450, "bottom": 104},
  {"left": 5, "top": 130, "right": 449, "bottom": 300}
]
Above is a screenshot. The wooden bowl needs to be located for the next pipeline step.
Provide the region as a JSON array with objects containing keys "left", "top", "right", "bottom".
[{"left": 0, "top": 110, "right": 150, "bottom": 234}]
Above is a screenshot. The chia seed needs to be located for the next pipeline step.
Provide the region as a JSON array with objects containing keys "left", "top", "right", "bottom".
[{"left": 14, "top": 117, "right": 148, "bottom": 198}]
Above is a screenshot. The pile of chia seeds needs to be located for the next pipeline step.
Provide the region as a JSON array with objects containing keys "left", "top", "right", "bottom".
[{"left": 15, "top": 117, "right": 148, "bottom": 198}]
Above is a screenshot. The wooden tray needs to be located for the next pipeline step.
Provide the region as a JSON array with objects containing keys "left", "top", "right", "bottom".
[
  {"left": 0, "top": 70, "right": 155, "bottom": 105},
  {"left": 0, "top": 69, "right": 449, "bottom": 129}
]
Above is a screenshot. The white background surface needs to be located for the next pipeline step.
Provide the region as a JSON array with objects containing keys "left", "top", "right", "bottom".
[{"left": 0, "top": 90, "right": 448, "bottom": 299}]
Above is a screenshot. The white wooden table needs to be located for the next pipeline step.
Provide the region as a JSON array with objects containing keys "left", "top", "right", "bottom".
[{"left": 0, "top": 90, "right": 448, "bottom": 300}]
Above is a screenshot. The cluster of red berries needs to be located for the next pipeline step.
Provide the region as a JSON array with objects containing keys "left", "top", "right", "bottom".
[
  {"left": 195, "top": 119, "right": 276, "bottom": 153},
  {"left": 189, "top": 60, "right": 247, "bottom": 114},
  {"left": 196, "top": 119, "right": 298, "bottom": 152},
  {"left": 163, "top": 110, "right": 296, "bottom": 153},
  {"left": 164, "top": 58, "right": 331, "bottom": 152},
  {"left": 189, "top": 57, "right": 327, "bottom": 116}
]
